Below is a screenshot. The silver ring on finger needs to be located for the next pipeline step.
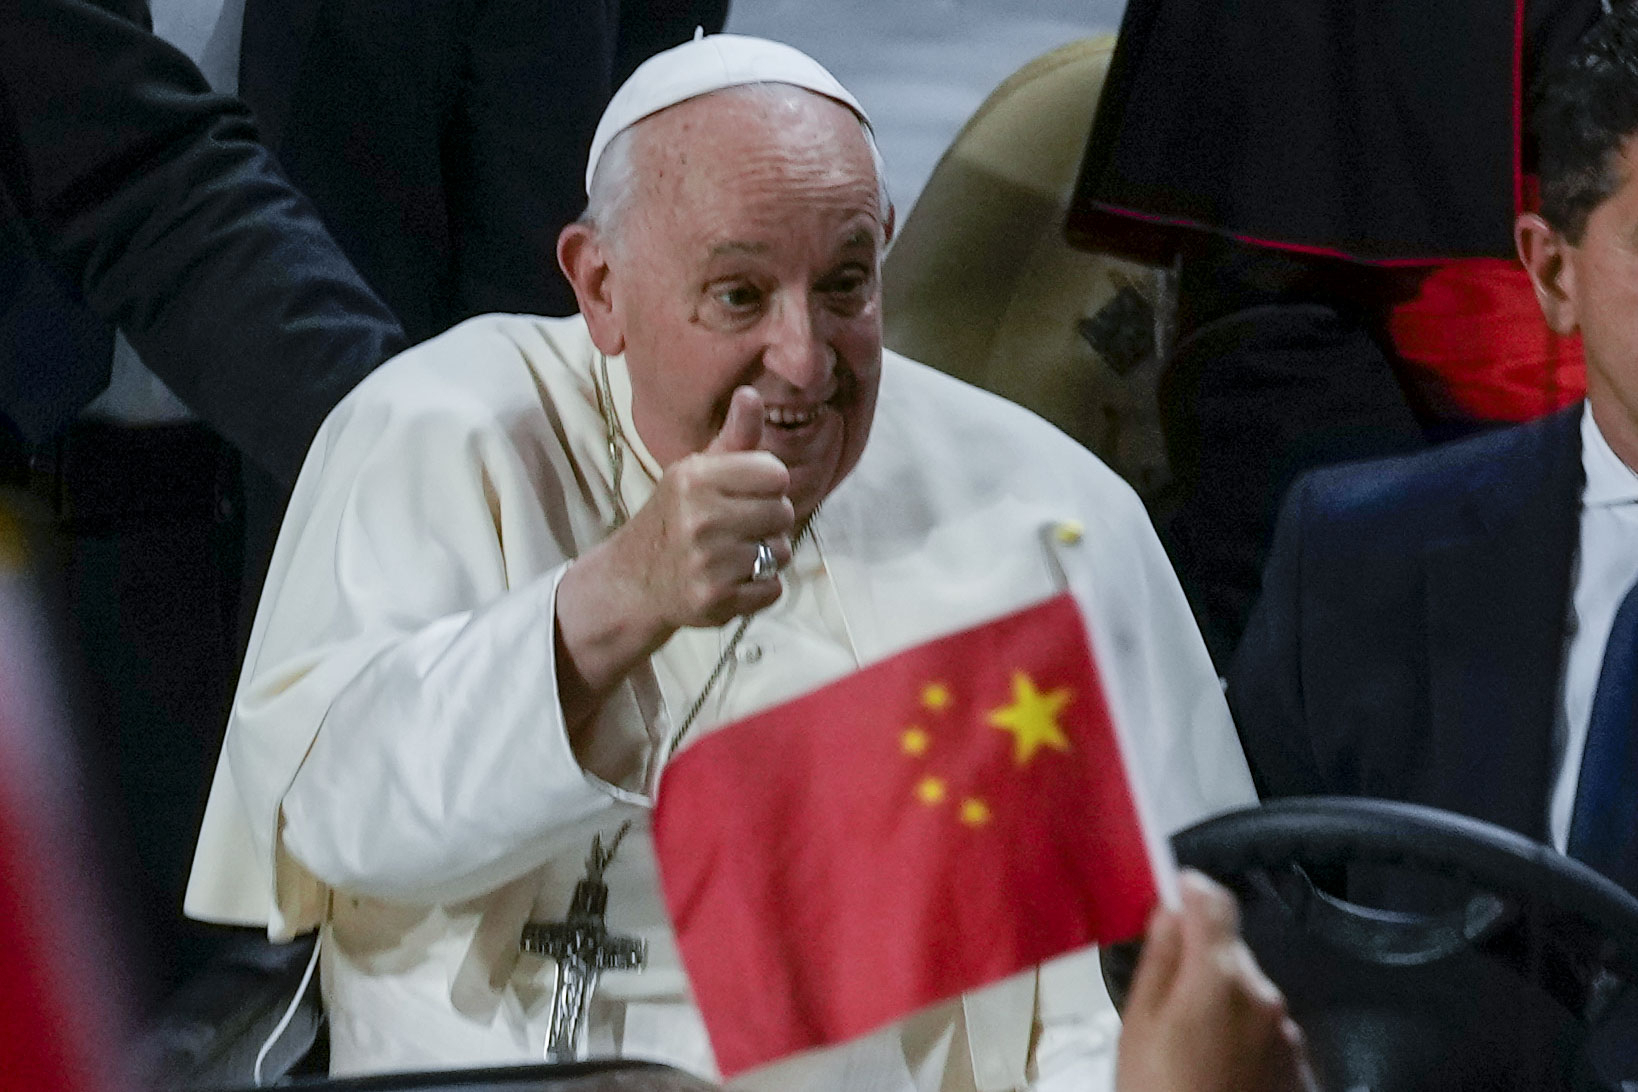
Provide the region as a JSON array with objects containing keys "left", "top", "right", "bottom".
[{"left": 750, "top": 539, "right": 779, "bottom": 583}]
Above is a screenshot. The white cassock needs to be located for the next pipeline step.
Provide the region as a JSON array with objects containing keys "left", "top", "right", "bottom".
[{"left": 185, "top": 314, "right": 1255, "bottom": 1090}]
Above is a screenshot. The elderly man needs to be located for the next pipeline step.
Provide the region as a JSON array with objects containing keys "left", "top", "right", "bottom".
[{"left": 184, "top": 34, "right": 1273, "bottom": 1090}]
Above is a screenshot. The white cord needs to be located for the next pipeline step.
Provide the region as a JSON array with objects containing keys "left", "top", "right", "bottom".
[{"left": 252, "top": 932, "right": 322, "bottom": 1087}]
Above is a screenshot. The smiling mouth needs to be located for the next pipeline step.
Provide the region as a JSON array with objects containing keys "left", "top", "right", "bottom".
[
  {"left": 761, "top": 372, "right": 855, "bottom": 431},
  {"left": 766, "top": 404, "right": 824, "bottom": 429}
]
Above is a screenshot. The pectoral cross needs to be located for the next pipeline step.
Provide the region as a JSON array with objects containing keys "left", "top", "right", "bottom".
[{"left": 521, "top": 822, "right": 647, "bottom": 1062}]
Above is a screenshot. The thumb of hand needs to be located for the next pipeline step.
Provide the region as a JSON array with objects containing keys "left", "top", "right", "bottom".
[{"left": 706, "top": 386, "right": 765, "bottom": 454}]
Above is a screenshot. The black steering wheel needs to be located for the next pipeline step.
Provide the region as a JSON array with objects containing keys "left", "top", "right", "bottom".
[{"left": 1107, "top": 797, "right": 1638, "bottom": 1092}]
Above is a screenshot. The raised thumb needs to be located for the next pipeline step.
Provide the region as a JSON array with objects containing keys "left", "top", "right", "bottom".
[{"left": 706, "top": 386, "right": 765, "bottom": 454}]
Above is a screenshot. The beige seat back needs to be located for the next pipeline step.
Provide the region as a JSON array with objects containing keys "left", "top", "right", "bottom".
[{"left": 882, "top": 36, "right": 1169, "bottom": 501}]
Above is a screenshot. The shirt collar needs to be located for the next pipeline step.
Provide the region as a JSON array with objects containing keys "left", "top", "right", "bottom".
[{"left": 1581, "top": 401, "right": 1638, "bottom": 508}]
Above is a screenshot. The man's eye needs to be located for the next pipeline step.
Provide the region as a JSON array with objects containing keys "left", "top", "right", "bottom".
[
  {"left": 714, "top": 284, "right": 763, "bottom": 310},
  {"left": 819, "top": 269, "right": 870, "bottom": 297},
  {"left": 818, "top": 270, "right": 871, "bottom": 312}
]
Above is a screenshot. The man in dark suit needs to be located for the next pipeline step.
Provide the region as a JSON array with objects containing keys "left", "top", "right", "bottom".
[
  {"left": 1, "top": 0, "right": 406, "bottom": 1003},
  {"left": 1, "top": 0, "right": 403, "bottom": 485},
  {"left": 1231, "top": 4, "right": 1638, "bottom": 876}
]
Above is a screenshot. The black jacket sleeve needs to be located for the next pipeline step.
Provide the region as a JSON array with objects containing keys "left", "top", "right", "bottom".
[
  {"left": 0, "top": 0, "right": 405, "bottom": 484},
  {"left": 1228, "top": 472, "right": 1330, "bottom": 801}
]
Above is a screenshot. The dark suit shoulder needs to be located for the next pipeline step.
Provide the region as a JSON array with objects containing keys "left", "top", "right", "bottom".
[{"left": 1293, "top": 406, "right": 1582, "bottom": 549}]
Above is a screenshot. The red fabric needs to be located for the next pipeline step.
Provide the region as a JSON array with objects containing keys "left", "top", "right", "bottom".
[
  {"left": 1387, "top": 258, "right": 1585, "bottom": 423},
  {"left": 653, "top": 593, "right": 1160, "bottom": 1079},
  {"left": 0, "top": 574, "right": 123, "bottom": 1092}
]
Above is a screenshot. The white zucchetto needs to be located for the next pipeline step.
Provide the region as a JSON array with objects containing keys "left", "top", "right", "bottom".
[{"left": 584, "top": 32, "right": 874, "bottom": 194}]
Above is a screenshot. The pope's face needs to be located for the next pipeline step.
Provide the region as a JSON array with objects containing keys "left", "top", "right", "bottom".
[{"left": 595, "top": 88, "right": 887, "bottom": 523}]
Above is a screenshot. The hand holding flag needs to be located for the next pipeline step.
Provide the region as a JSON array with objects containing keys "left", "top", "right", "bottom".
[{"left": 1117, "top": 872, "right": 1316, "bottom": 1092}]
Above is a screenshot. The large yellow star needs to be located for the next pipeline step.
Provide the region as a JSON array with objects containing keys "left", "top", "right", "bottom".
[{"left": 987, "top": 671, "right": 1073, "bottom": 766}]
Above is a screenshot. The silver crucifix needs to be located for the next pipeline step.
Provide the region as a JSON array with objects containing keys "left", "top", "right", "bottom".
[{"left": 521, "top": 821, "right": 647, "bottom": 1062}]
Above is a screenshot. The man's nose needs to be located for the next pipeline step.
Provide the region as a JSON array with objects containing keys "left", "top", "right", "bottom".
[{"left": 762, "top": 294, "right": 833, "bottom": 390}]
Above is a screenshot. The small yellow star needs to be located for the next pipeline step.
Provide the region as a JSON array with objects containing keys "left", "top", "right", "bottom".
[
  {"left": 921, "top": 682, "right": 952, "bottom": 711},
  {"left": 960, "top": 798, "right": 992, "bottom": 827},
  {"left": 987, "top": 671, "right": 1073, "bottom": 766},
  {"left": 916, "top": 776, "right": 947, "bottom": 805},
  {"left": 901, "top": 726, "right": 930, "bottom": 756}
]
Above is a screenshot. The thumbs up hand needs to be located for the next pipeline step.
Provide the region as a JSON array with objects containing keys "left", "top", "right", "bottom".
[
  {"left": 617, "top": 386, "right": 795, "bottom": 630},
  {"left": 705, "top": 385, "right": 768, "bottom": 456},
  {"left": 552, "top": 385, "right": 795, "bottom": 734}
]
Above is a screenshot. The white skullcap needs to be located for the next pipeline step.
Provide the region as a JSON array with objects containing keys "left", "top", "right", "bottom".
[{"left": 584, "top": 32, "right": 874, "bottom": 194}]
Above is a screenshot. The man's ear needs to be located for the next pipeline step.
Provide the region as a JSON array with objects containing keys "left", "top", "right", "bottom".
[
  {"left": 558, "top": 222, "right": 625, "bottom": 355},
  {"left": 1515, "top": 212, "right": 1580, "bottom": 335}
]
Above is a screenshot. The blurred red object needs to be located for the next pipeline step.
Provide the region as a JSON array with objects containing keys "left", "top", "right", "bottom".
[
  {"left": 0, "top": 508, "right": 130, "bottom": 1092},
  {"left": 1388, "top": 258, "right": 1586, "bottom": 424}
]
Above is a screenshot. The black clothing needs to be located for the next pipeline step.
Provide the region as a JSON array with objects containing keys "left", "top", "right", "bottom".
[
  {"left": 1159, "top": 300, "right": 1426, "bottom": 668},
  {"left": 1061, "top": 0, "right": 1602, "bottom": 667},
  {"left": 242, "top": 0, "right": 730, "bottom": 343},
  {"left": 1068, "top": 0, "right": 1605, "bottom": 264},
  {"left": 1, "top": 0, "right": 406, "bottom": 484}
]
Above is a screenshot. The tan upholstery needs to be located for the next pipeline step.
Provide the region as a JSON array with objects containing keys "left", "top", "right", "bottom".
[{"left": 882, "top": 36, "right": 1169, "bottom": 501}]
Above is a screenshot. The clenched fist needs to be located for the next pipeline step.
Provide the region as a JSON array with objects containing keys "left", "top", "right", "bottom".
[{"left": 623, "top": 386, "right": 796, "bottom": 629}]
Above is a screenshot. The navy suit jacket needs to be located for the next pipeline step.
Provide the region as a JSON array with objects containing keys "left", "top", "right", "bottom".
[
  {"left": 0, "top": 0, "right": 406, "bottom": 484},
  {"left": 1229, "top": 405, "right": 1585, "bottom": 844}
]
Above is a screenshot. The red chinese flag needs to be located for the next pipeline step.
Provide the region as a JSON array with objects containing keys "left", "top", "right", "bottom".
[{"left": 652, "top": 591, "right": 1169, "bottom": 1079}]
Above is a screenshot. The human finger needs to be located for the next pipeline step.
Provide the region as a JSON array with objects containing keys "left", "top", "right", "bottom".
[
  {"left": 705, "top": 386, "right": 765, "bottom": 454},
  {"left": 1225, "top": 932, "right": 1287, "bottom": 1010},
  {"left": 662, "top": 489, "right": 792, "bottom": 564},
  {"left": 686, "top": 551, "right": 788, "bottom": 625},
  {"left": 702, "top": 492, "right": 795, "bottom": 544},
  {"left": 1178, "top": 869, "right": 1240, "bottom": 940},
  {"left": 672, "top": 565, "right": 784, "bottom": 627},
  {"left": 1286, "top": 1018, "right": 1321, "bottom": 1092},
  {"left": 1174, "top": 873, "right": 1292, "bottom": 1030},
  {"left": 1123, "top": 903, "right": 1184, "bottom": 1020},
  {"left": 684, "top": 450, "right": 791, "bottom": 500},
  {"left": 665, "top": 523, "right": 793, "bottom": 627}
]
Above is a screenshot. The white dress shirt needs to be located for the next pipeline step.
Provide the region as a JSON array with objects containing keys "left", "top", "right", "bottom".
[{"left": 1548, "top": 404, "right": 1638, "bottom": 851}]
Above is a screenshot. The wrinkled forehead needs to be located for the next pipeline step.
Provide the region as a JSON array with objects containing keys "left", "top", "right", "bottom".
[{"left": 641, "top": 85, "right": 865, "bottom": 161}]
